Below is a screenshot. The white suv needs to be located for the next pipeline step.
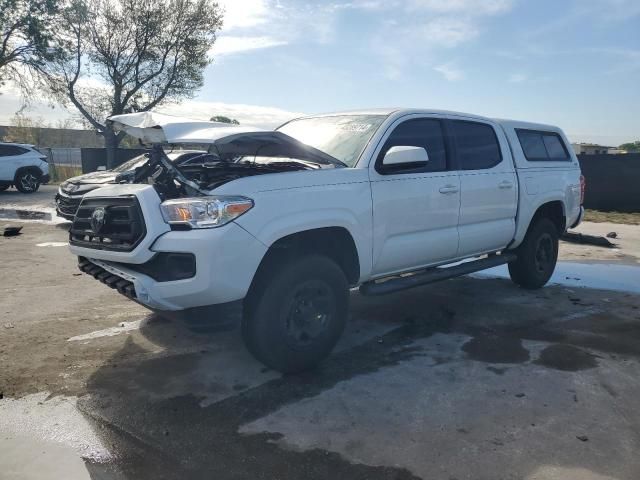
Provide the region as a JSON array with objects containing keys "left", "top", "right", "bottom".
[
  {"left": 0, "top": 143, "right": 50, "bottom": 193},
  {"left": 69, "top": 110, "right": 584, "bottom": 373}
]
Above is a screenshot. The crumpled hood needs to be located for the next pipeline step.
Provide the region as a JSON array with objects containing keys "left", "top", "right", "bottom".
[
  {"left": 66, "top": 170, "right": 117, "bottom": 185},
  {"left": 107, "top": 111, "right": 265, "bottom": 144},
  {"left": 107, "top": 111, "right": 345, "bottom": 166}
]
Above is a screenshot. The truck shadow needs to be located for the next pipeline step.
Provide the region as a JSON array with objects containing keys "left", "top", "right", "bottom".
[{"left": 79, "top": 276, "right": 640, "bottom": 479}]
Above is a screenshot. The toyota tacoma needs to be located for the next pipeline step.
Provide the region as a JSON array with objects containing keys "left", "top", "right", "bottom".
[{"left": 69, "top": 110, "right": 584, "bottom": 373}]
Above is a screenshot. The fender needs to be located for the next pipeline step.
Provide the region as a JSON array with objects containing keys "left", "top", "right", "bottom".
[
  {"left": 512, "top": 193, "right": 567, "bottom": 247},
  {"left": 236, "top": 205, "right": 373, "bottom": 281}
]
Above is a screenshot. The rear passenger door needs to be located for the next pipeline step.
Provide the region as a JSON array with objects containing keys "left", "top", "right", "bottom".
[
  {"left": 370, "top": 116, "right": 460, "bottom": 275},
  {"left": 449, "top": 119, "right": 517, "bottom": 257},
  {"left": 0, "top": 145, "right": 23, "bottom": 181}
]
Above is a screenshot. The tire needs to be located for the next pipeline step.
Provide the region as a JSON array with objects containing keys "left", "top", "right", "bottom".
[
  {"left": 508, "top": 217, "right": 559, "bottom": 289},
  {"left": 242, "top": 254, "right": 349, "bottom": 373},
  {"left": 15, "top": 170, "right": 41, "bottom": 193}
]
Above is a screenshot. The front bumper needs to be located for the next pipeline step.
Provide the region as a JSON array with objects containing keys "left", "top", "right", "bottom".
[
  {"left": 70, "top": 184, "right": 268, "bottom": 310},
  {"left": 55, "top": 191, "right": 83, "bottom": 220},
  {"left": 77, "top": 224, "right": 267, "bottom": 311}
]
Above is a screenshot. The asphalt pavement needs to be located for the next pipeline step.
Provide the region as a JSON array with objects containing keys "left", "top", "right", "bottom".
[{"left": 1, "top": 201, "right": 640, "bottom": 480}]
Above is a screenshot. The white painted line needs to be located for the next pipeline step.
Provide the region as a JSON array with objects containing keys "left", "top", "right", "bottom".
[
  {"left": 67, "top": 319, "right": 143, "bottom": 342},
  {"left": 36, "top": 242, "right": 69, "bottom": 247}
]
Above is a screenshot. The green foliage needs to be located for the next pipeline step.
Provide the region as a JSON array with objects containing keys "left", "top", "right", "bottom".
[
  {"left": 618, "top": 141, "right": 640, "bottom": 152},
  {"left": 0, "top": 0, "right": 61, "bottom": 89},
  {"left": 210, "top": 115, "right": 240, "bottom": 125}
]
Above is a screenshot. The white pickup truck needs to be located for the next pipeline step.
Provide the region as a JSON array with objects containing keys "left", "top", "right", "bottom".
[{"left": 69, "top": 109, "right": 584, "bottom": 373}]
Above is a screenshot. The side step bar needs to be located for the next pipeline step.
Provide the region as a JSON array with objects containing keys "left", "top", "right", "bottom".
[{"left": 359, "top": 253, "right": 517, "bottom": 296}]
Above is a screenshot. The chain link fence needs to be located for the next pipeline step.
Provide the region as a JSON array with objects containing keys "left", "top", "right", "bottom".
[{"left": 40, "top": 148, "right": 83, "bottom": 182}]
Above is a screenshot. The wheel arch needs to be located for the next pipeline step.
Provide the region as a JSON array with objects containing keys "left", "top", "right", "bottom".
[
  {"left": 250, "top": 226, "right": 361, "bottom": 288},
  {"left": 513, "top": 199, "right": 566, "bottom": 248},
  {"left": 14, "top": 165, "right": 44, "bottom": 184}
]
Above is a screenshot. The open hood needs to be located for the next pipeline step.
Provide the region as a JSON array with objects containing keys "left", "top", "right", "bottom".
[
  {"left": 107, "top": 111, "right": 264, "bottom": 144},
  {"left": 107, "top": 111, "right": 345, "bottom": 167}
]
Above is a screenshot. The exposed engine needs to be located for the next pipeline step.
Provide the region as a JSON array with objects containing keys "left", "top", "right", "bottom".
[{"left": 115, "top": 131, "right": 345, "bottom": 200}]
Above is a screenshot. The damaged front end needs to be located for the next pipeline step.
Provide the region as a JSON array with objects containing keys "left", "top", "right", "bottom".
[{"left": 107, "top": 112, "right": 346, "bottom": 201}]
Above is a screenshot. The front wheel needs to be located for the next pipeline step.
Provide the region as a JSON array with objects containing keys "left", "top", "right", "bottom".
[
  {"left": 508, "top": 217, "right": 559, "bottom": 289},
  {"left": 15, "top": 170, "right": 40, "bottom": 193},
  {"left": 242, "top": 254, "right": 349, "bottom": 373}
]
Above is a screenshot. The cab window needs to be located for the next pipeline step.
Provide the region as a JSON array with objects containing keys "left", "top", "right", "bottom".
[
  {"left": 376, "top": 118, "right": 447, "bottom": 174},
  {"left": 450, "top": 120, "right": 502, "bottom": 170}
]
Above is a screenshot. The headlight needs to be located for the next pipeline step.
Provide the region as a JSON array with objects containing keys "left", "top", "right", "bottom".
[{"left": 160, "top": 196, "right": 253, "bottom": 229}]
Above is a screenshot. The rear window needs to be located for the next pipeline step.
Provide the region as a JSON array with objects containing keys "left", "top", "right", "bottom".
[
  {"left": 516, "top": 129, "right": 570, "bottom": 161},
  {"left": 450, "top": 120, "right": 502, "bottom": 170}
]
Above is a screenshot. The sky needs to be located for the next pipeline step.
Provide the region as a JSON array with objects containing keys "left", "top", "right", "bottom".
[{"left": 1, "top": 0, "right": 639, "bottom": 145}]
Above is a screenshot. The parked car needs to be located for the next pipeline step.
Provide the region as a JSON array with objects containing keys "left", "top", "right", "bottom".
[
  {"left": 69, "top": 109, "right": 585, "bottom": 373},
  {"left": 55, "top": 150, "right": 210, "bottom": 220},
  {"left": 0, "top": 142, "right": 50, "bottom": 193}
]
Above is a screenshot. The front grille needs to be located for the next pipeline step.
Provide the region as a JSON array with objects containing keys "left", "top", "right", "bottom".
[
  {"left": 56, "top": 194, "right": 82, "bottom": 218},
  {"left": 69, "top": 196, "right": 146, "bottom": 251},
  {"left": 78, "top": 257, "right": 136, "bottom": 299}
]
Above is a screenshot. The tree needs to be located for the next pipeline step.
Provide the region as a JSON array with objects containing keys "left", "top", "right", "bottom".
[
  {"left": 41, "top": 0, "right": 222, "bottom": 167},
  {"left": 0, "top": 0, "right": 61, "bottom": 91},
  {"left": 619, "top": 141, "right": 640, "bottom": 153},
  {"left": 210, "top": 115, "right": 239, "bottom": 125}
]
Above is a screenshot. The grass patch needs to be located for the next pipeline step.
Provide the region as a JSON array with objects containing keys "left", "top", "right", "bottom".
[
  {"left": 49, "top": 164, "right": 82, "bottom": 183},
  {"left": 584, "top": 210, "right": 640, "bottom": 225}
]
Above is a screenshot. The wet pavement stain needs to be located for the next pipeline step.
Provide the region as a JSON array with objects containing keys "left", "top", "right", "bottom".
[
  {"left": 75, "top": 308, "right": 460, "bottom": 480},
  {"left": 461, "top": 334, "right": 530, "bottom": 364},
  {"left": 486, "top": 366, "right": 509, "bottom": 375},
  {"left": 534, "top": 344, "right": 599, "bottom": 371}
]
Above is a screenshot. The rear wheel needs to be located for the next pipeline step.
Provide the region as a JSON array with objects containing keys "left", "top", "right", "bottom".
[
  {"left": 508, "top": 217, "right": 559, "bottom": 289},
  {"left": 242, "top": 254, "right": 349, "bottom": 373},
  {"left": 15, "top": 170, "right": 40, "bottom": 193}
]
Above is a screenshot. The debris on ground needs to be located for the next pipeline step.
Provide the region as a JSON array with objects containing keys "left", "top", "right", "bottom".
[
  {"left": 576, "top": 435, "right": 589, "bottom": 442},
  {"left": 606, "top": 232, "right": 618, "bottom": 239},
  {"left": 3, "top": 323, "right": 15, "bottom": 329},
  {"left": 562, "top": 232, "right": 616, "bottom": 248},
  {"left": 3, "top": 225, "right": 23, "bottom": 237}
]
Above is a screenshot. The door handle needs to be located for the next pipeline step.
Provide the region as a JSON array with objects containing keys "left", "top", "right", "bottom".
[
  {"left": 499, "top": 181, "right": 514, "bottom": 189},
  {"left": 439, "top": 185, "right": 459, "bottom": 194}
]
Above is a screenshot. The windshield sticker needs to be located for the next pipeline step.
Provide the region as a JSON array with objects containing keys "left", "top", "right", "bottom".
[{"left": 339, "top": 123, "right": 372, "bottom": 132}]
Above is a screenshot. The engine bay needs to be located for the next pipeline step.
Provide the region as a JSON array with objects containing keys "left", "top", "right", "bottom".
[{"left": 115, "top": 131, "right": 345, "bottom": 199}]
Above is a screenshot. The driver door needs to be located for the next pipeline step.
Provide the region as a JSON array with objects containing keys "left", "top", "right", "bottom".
[{"left": 369, "top": 116, "right": 460, "bottom": 276}]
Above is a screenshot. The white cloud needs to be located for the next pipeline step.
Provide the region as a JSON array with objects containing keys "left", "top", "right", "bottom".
[
  {"left": 508, "top": 73, "right": 528, "bottom": 83},
  {"left": 155, "top": 100, "right": 303, "bottom": 129},
  {"left": 217, "top": 0, "right": 271, "bottom": 30},
  {"left": 406, "top": 0, "right": 513, "bottom": 15},
  {"left": 211, "top": 35, "right": 287, "bottom": 56},
  {"left": 421, "top": 17, "right": 478, "bottom": 47},
  {"left": 434, "top": 63, "right": 464, "bottom": 81},
  {"left": 0, "top": 84, "right": 303, "bottom": 130}
]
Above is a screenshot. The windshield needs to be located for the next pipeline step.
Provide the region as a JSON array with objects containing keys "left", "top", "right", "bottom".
[
  {"left": 112, "top": 154, "right": 149, "bottom": 172},
  {"left": 277, "top": 115, "right": 387, "bottom": 167}
]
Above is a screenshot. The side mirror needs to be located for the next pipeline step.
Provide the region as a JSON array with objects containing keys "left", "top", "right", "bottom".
[{"left": 382, "top": 146, "right": 429, "bottom": 166}]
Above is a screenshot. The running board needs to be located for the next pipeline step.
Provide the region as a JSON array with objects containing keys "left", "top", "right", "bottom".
[{"left": 359, "top": 253, "right": 517, "bottom": 296}]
